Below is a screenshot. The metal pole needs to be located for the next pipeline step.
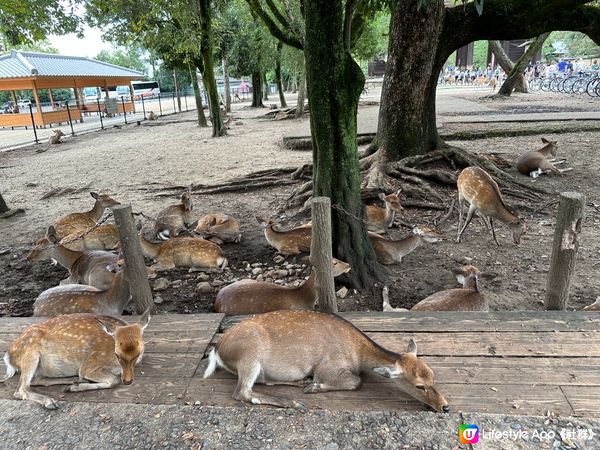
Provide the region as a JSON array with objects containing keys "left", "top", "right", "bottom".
[
  {"left": 172, "top": 92, "right": 176, "bottom": 113},
  {"left": 121, "top": 96, "right": 128, "bottom": 124},
  {"left": 140, "top": 94, "right": 147, "bottom": 120},
  {"left": 65, "top": 101, "right": 75, "bottom": 136},
  {"left": 97, "top": 99, "right": 104, "bottom": 130},
  {"left": 158, "top": 93, "right": 163, "bottom": 116},
  {"left": 28, "top": 103, "right": 39, "bottom": 143}
]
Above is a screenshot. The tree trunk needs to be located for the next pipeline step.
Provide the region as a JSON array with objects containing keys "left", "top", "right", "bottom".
[
  {"left": 198, "top": 0, "right": 225, "bottom": 137},
  {"left": 0, "top": 193, "right": 8, "bottom": 214},
  {"left": 275, "top": 42, "right": 287, "bottom": 107},
  {"left": 497, "top": 33, "right": 550, "bottom": 96},
  {"left": 251, "top": 71, "right": 264, "bottom": 107},
  {"left": 263, "top": 72, "right": 269, "bottom": 101},
  {"left": 191, "top": 64, "right": 208, "bottom": 127},
  {"left": 173, "top": 69, "right": 182, "bottom": 112},
  {"left": 222, "top": 57, "right": 231, "bottom": 113},
  {"left": 375, "top": 1, "right": 446, "bottom": 163},
  {"left": 488, "top": 41, "right": 528, "bottom": 93},
  {"left": 305, "top": 0, "right": 384, "bottom": 288},
  {"left": 295, "top": 64, "right": 306, "bottom": 118}
]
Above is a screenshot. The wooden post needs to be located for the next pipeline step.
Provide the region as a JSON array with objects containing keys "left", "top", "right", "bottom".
[
  {"left": 311, "top": 196, "right": 337, "bottom": 313},
  {"left": 112, "top": 204, "right": 155, "bottom": 314},
  {"left": 545, "top": 192, "right": 586, "bottom": 311}
]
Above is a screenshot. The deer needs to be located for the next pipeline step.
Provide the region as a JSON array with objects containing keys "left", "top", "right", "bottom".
[
  {"left": 516, "top": 138, "right": 571, "bottom": 178},
  {"left": 60, "top": 223, "right": 120, "bottom": 252},
  {"left": 366, "top": 191, "right": 403, "bottom": 231},
  {"left": 32, "top": 260, "right": 131, "bottom": 317},
  {"left": 257, "top": 217, "right": 312, "bottom": 255},
  {"left": 581, "top": 298, "right": 600, "bottom": 311},
  {"left": 147, "top": 111, "right": 158, "bottom": 120},
  {"left": 154, "top": 191, "right": 195, "bottom": 240},
  {"left": 52, "top": 192, "right": 120, "bottom": 240},
  {"left": 369, "top": 225, "right": 443, "bottom": 265},
  {"left": 48, "top": 129, "right": 65, "bottom": 144},
  {"left": 214, "top": 258, "right": 351, "bottom": 315},
  {"left": 194, "top": 213, "right": 242, "bottom": 244},
  {"left": 457, "top": 167, "right": 526, "bottom": 246},
  {"left": 1, "top": 311, "right": 150, "bottom": 409},
  {"left": 27, "top": 226, "right": 118, "bottom": 290},
  {"left": 204, "top": 310, "right": 449, "bottom": 412},
  {"left": 139, "top": 233, "right": 227, "bottom": 271}
]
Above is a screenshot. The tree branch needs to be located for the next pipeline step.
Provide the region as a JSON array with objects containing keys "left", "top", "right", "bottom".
[
  {"left": 343, "top": 0, "right": 359, "bottom": 51},
  {"left": 265, "top": 0, "right": 290, "bottom": 30},
  {"left": 245, "top": 0, "right": 303, "bottom": 49}
]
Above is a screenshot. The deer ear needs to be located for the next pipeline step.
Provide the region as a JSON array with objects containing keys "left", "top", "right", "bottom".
[
  {"left": 373, "top": 366, "right": 401, "bottom": 379},
  {"left": 46, "top": 226, "right": 59, "bottom": 243},
  {"left": 407, "top": 339, "right": 418, "bottom": 356},
  {"left": 138, "top": 309, "right": 152, "bottom": 331},
  {"left": 90, "top": 192, "right": 99, "bottom": 199},
  {"left": 96, "top": 318, "right": 117, "bottom": 337}
]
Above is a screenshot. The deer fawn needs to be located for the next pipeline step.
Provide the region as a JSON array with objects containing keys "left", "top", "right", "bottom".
[
  {"left": 204, "top": 310, "right": 449, "bottom": 412},
  {"left": 60, "top": 223, "right": 120, "bottom": 252},
  {"left": 366, "top": 191, "right": 403, "bottom": 230},
  {"left": 33, "top": 260, "right": 131, "bottom": 317},
  {"left": 139, "top": 233, "right": 227, "bottom": 271},
  {"left": 516, "top": 138, "right": 571, "bottom": 177},
  {"left": 154, "top": 191, "right": 195, "bottom": 240},
  {"left": 52, "top": 192, "right": 120, "bottom": 240},
  {"left": 27, "top": 226, "right": 118, "bottom": 290},
  {"left": 369, "top": 226, "right": 443, "bottom": 265},
  {"left": 214, "top": 258, "right": 351, "bottom": 315},
  {"left": 257, "top": 217, "right": 312, "bottom": 255},
  {"left": 457, "top": 167, "right": 526, "bottom": 246},
  {"left": 194, "top": 213, "right": 242, "bottom": 244},
  {"left": 48, "top": 129, "right": 65, "bottom": 144},
  {"left": 411, "top": 266, "right": 487, "bottom": 311},
  {"left": 1, "top": 311, "right": 150, "bottom": 409}
]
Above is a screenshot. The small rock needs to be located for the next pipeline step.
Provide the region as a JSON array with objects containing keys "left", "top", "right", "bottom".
[
  {"left": 336, "top": 287, "right": 349, "bottom": 299},
  {"left": 196, "top": 282, "right": 213, "bottom": 294},
  {"left": 274, "top": 269, "right": 288, "bottom": 278},
  {"left": 171, "top": 279, "right": 183, "bottom": 288},
  {"left": 251, "top": 262, "right": 262, "bottom": 268},
  {"left": 153, "top": 295, "right": 164, "bottom": 304},
  {"left": 273, "top": 255, "right": 285, "bottom": 264},
  {"left": 211, "top": 280, "right": 225, "bottom": 287},
  {"left": 153, "top": 278, "right": 170, "bottom": 291},
  {"left": 252, "top": 267, "right": 263, "bottom": 276},
  {"left": 196, "top": 273, "right": 210, "bottom": 282},
  {"left": 235, "top": 120, "right": 243, "bottom": 125},
  {"left": 256, "top": 275, "right": 264, "bottom": 282}
]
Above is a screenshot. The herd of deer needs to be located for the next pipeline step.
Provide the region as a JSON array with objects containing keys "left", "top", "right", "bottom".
[{"left": 2, "top": 137, "right": 583, "bottom": 412}]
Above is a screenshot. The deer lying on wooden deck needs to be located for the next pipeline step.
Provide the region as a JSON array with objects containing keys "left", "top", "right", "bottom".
[
  {"left": 204, "top": 310, "right": 449, "bottom": 412},
  {"left": 154, "top": 191, "right": 195, "bottom": 240},
  {"left": 516, "top": 138, "right": 571, "bottom": 178},
  {"left": 27, "top": 226, "right": 118, "bottom": 290},
  {"left": 214, "top": 258, "right": 351, "bottom": 315},
  {"left": 52, "top": 192, "right": 120, "bottom": 240},
  {"left": 194, "top": 213, "right": 242, "bottom": 244},
  {"left": 457, "top": 167, "right": 526, "bottom": 246},
  {"left": 60, "top": 224, "right": 120, "bottom": 252},
  {"left": 366, "top": 191, "right": 403, "bottom": 230},
  {"left": 257, "top": 217, "right": 312, "bottom": 255},
  {"left": 369, "top": 226, "right": 443, "bottom": 265},
  {"left": 33, "top": 260, "right": 131, "bottom": 317},
  {"left": 139, "top": 234, "right": 227, "bottom": 270},
  {"left": 1, "top": 311, "right": 150, "bottom": 409}
]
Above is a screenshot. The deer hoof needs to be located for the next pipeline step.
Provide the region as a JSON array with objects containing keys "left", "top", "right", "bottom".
[{"left": 44, "top": 398, "right": 59, "bottom": 409}]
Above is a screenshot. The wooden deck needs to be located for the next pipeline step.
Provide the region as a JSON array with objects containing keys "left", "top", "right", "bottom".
[{"left": 1, "top": 312, "right": 599, "bottom": 417}]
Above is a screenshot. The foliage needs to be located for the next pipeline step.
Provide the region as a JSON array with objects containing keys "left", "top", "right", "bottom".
[
  {"left": 95, "top": 46, "right": 148, "bottom": 73},
  {"left": 352, "top": 11, "right": 389, "bottom": 62},
  {"left": 543, "top": 31, "right": 600, "bottom": 59},
  {"left": 472, "top": 40, "right": 488, "bottom": 69},
  {"left": 15, "top": 39, "right": 59, "bottom": 54}
]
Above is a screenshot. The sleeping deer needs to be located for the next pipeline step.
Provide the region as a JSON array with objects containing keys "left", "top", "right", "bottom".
[
  {"left": 204, "top": 310, "right": 449, "bottom": 412},
  {"left": 257, "top": 217, "right": 312, "bottom": 255},
  {"left": 457, "top": 167, "right": 526, "bottom": 246},
  {"left": 139, "top": 233, "right": 227, "bottom": 271},
  {"left": 60, "top": 224, "right": 120, "bottom": 252},
  {"left": 194, "top": 213, "right": 242, "bottom": 244},
  {"left": 516, "top": 138, "right": 571, "bottom": 178},
  {"left": 369, "top": 225, "right": 443, "bottom": 265},
  {"left": 27, "top": 226, "right": 118, "bottom": 290},
  {"left": 366, "top": 191, "right": 403, "bottom": 230},
  {"left": 154, "top": 191, "right": 194, "bottom": 240},
  {"left": 52, "top": 192, "right": 120, "bottom": 240},
  {"left": 32, "top": 260, "right": 131, "bottom": 317},
  {"left": 214, "top": 258, "right": 351, "bottom": 315},
  {"left": 1, "top": 311, "right": 150, "bottom": 409}
]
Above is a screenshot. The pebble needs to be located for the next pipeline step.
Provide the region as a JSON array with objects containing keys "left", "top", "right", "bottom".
[
  {"left": 196, "top": 273, "right": 210, "bottom": 282},
  {"left": 273, "top": 255, "right": 285, "bottom": 264},
  {"left": 210, "top": 280, "right": 225, "bottom": 287},
  {"left": 153, "top": 295, "right": 164, "bottom": 304},
  {"left": 153, "top": 278, "right": 170, "bottom": 291},
  {"left": 195, "top": 282, "right": 212, "bottom": 294},
  {"left": 252, "top": 268, "right": 263, "bottom": 276},
  {"left": 336, "top": 287, "right": 349, "bottom": 299}
]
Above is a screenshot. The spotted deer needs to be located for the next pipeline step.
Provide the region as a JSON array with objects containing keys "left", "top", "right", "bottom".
[
  {"left": 204, "top": 310, "right": 449, "bottom": 412},
  {"left": 194, "top": 213, "right": 242, "bottom": 244},
  {"left": 1, "top": 311, "right": 150, "bottom": 409},
  {"left": 369, "top": 226, "right": 443, "bottom": 265},
  {"left": 457, "top": 167, "right": 526, "bottom": 246},
  {"left": 60, "top": 224, "right": 120, "bottom": 252},
  {"left": 139, "top": 234, "right": 227, "bottom": 271},
  {"left": 516, "top": 138, "right": 571, "bottom": 178},
  {"left": 48, "top": 129, "right": 65, "bottom": 144},
  {"left": 52, "top": 192, "right": 120, "bottom": 240},
  {"left": 257, "top": 217, "right": 312, "bottom": 255},
  {"left": 33, "top": 260, "right": 131, "bottom": 317},
  {"left": 214, "top": 258, "right": 351, "bottom": 315},
  {"left": 366, "top": 191, "right": 403, "bottom": 230},
  {"left": 154, "top": 191, "right": 195, "bottom": 240},
  {"left": 27, "top": 226, "right": 119, "bottom": 290}
]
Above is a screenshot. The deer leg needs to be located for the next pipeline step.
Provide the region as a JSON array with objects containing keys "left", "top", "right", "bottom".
[
  {"left": 31, "top": 377, "right": 77, "bottom": 386},
  {"left": 14, "top": 350, "right": 59, "bottom": 409},
  {"left": 66, "top": 368, "right": 120, "bottom": 392},
  {"left": 457, "top": 205, "right": 476, "bottom": 243},
  {"left": 489, "top": 218, "right": 500, "bottom": 246},
  {"left": 456, "top": 195, "right": 465, "bottom": 240},
  {"left": 304, "top": 368, "right": 362, "bottom": 393}
]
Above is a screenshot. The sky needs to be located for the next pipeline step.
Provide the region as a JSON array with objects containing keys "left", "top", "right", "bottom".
[{"left": 49, "top": 25, "right": 112, "bottom": 58}]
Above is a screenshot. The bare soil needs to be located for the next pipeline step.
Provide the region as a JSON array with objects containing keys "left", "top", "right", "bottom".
[{"left": 1, "top": 91, "right": 599, "bottom": 317}]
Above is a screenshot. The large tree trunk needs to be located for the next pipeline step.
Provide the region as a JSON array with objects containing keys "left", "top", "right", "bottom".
[
  {"left": 198, "top": 0, "right": 225, "bottom": 137},
  {"left": 488, "top": 41, "right": 528, "bottom": 93},
  {"left": 275, "top": 43, "right": 287, "bottom": 108},
  {"left": 251, "top": 71, "right": 264, "bottom": 107},
  {"left": 496, "top": 33, "right": 550, "bottom": 96},
  {"left": 263, "top": 73, "right": 269, "bottom": 101},
  {"left": 222, "top": 57, "right": 231, "bottom": 113},
  {"left": 305, "top": 0, "right": 384, "bottom": 288},
  {"left": 191, "top": 64, "right": 208, "bottom": 127},
  {"left": 0, "top": 193, "right": 8, "bottom": 214},
  {"left": 295, "top": 64, "right": 306, "bottom": 118}
]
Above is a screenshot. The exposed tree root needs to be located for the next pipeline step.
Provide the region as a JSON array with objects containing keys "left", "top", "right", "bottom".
[{"left": 0, "top": 208, "right": 25, "bottom": 219}]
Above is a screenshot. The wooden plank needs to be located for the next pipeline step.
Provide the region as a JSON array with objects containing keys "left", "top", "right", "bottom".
[{"left": 561, "top": 386, "right": 600, "bottom": 416}]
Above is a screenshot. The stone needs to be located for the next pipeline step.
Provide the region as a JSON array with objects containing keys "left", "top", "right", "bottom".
[
  {"left": 274, "top": 269, "right": 288, "bottom": 278},
  {"left": 195, "top": 282, "right": 212, "bottom": 294},
  {"left": 153, "top": 278, "right": 170, "bottom": 292},
  {"left": 196, "top": 273, "right": 210, "bottom": 282},
  {"left": 252, "top": 267, "right": 263, "bottom": 276},
  {"left": 273, "top": 255, "right": 285, "bottom": 264},
  {"left": 210, "top": 280, "right": 225, "bottom": 287},
  {"left": 336, "top": 287, "right": 349, "bottom": 299},
  {"left": 153, "top": 295, "right": 164, "bottom": 304}
]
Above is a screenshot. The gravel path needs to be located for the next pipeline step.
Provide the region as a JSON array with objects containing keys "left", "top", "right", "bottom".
[{"left": 0, "top": 400, "right": 598, "bottom": 449}]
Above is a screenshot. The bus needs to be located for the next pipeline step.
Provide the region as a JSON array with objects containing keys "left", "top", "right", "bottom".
[{"left": 131, "top": 81, "right": 161, "bottom": 100}]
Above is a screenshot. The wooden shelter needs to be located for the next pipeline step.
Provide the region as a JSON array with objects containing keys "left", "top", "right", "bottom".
[{"left": 0, "top": 50, "right": 144, "bottom": 128}]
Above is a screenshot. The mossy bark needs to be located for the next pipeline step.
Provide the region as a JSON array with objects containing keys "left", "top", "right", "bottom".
[
  {"left": 275, "top": 43, "right": 287, "bottom": 108},
  {"left": 191, "top": 64, "right": 208, "bottom": 127},
  {"left": 222, "top": 57, "right": 231, "bottom": 113},
  {"left": 251, "top": 71, "right": 264, "bottom": 107},
  {"left": 263, "top": 73, "right": 269, "bottom": 101},
  {"left": 488, "top": 40, "right": 528, "bottom": 93}
]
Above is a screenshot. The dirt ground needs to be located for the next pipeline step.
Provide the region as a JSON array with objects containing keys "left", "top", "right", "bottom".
[{"left": 1, "top": 90, "right": 599, "bottom": 317}]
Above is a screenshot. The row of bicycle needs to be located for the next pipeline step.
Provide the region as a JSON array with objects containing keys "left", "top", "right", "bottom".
[{"left": 528, "top": 71, "right": 600, "bottom": 97}]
